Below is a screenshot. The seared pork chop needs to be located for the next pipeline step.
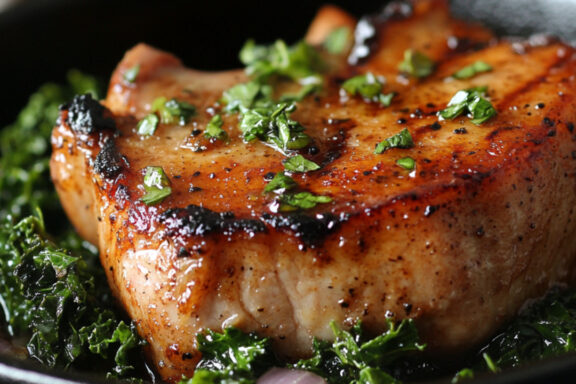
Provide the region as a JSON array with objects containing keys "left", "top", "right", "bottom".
[{"left": 51, "top": 0, "right": 576, "bottom": 381}]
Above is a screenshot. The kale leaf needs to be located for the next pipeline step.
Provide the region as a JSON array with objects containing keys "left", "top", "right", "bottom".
[{"left": 0, "top": 72, "right": 145, "bottom": 381}]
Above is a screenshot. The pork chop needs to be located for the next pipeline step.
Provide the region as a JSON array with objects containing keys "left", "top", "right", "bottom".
[{"left": 50, "top": 0, "right": 576, "bottom": 381}]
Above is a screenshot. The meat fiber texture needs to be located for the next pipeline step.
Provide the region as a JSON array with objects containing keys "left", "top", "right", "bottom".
[{"left": 50, "top": 0, "right": 576, "bottom": 381}]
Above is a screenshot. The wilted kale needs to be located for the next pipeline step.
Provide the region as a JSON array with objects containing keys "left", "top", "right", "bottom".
[
  {"left": 452, "top": 287, "right": 576, "bottom": 382},
  {"left": 0, "top": 72, "right": 144, "bottom": 381},
  {"left": 181, "top": 319, "right": 425, "bottom": 384}
]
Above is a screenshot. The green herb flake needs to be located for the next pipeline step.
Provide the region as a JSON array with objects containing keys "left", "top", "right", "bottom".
[
  {"left": 283, "top": 155, "right": 321, "bottom": 173},
  {"left": 136, "top": 113, "right": 159, "bottom": 136},
  {"left": 378, "top": 92, "right": 395, "bottom": 107},
  {"left": 396, "top": 157, "right": 415, "bottom": 170},
  {"left": 204, "top": 115, "right": 228, "bottom": 142},
  {"left": 279, "top": 191, "right": 332, "bottom": 211},
  {"left": 151, "top": 97, "right": 196, "bottom": 125},
  {"left": 221, "top": 81, "right": 272, "bottom": 114},
  {"left": 239, "top": 102, "right": 310, "bottom": 153},
  {"left": 342, "top": 72, "right": 383, "bottom": 100},
  {"left": 141, "top": 166, "right": 172, "bottom": 205},
  {"left": 374, "top": 128, "right": 414, "bottom": 154},
  {"left": 452, "top": 61, "right": 492, "bottom": 80},
  {"left": 398, "top": 49, "right": 435, "bottom": 78},
  {"left": 264, "top": 172, "right": 297, "bottom": 194},
  {"left": 438, "top": 86, "right": 496, "bottom": 125},
  {"left": 324, "top": 26, "right": 351, "bottom": 54},
  {"left": 239, "top": 39, "right": 323, "bottom": 82},
  {"left": 123, "top": 64, "right": 140, "bottom": 84}
]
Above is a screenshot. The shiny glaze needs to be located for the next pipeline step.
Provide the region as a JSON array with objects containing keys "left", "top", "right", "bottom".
[{"left": 51, "top": 1, "right": 576, "bottom": 381}]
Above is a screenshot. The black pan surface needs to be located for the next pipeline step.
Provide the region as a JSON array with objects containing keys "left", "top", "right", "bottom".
[{"left": 1, "top": 0, "right": 576, "bottom": 383}]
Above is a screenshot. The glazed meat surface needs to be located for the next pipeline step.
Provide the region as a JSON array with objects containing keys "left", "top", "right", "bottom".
[{"left": 51, "top": 1, "right": 576, "bottom": 381}]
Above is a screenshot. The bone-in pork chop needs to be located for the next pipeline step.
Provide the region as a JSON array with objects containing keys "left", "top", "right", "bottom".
[{"left": 50, "top": 0, "right": 576, "bottom": 381}]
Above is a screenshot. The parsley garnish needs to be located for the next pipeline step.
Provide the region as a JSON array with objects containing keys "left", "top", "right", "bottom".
[
  {"left": 204, "top": 115, "right": 228, "bottom": 142},
  {"left": 141, "top": 166, "right": 171, "bottom": 205},
  {"left": 341, "top": 73, "right": 395, "bottom": 107},
  {"left": 278, "top": 192, "right": 332, "bottom": 211},
  {"left": 264, "top": 172, "right": 297, "bottom": 194},
  {"left": 123, "top": 64, "right": 140, "bottom": 84},
  {"left": 221, "top": 81, "right": 272, "bottom": 114},
  {"left": 239, "top": 102, "right": 310, "bottom": 153},
  {"left": 396, "top": 156, "right": 415, "bottom": 170},
  {"left": 374, "top": 128, "right": 414, "bottom": 154},
  {"left": 438, "top": 86, "right": 496, "bottom": 125},
  {"left": 342, "top": 72, "right": 384, "bottom": 99},
  {"left": 398, "top": 49, "right": 435, "bottom": 78},
  {"left": 324, "top": 26, "right": 352, "bottom": 54},
  {"left": 283, "top": 155, "right": 321, "bottom": 173},
  {"left": 151, "top": 97, "right": 196, "bottom": 126},
  {"left": 240, "top": 39, "right": 323, "bottom": 82},
  {"left": 452, "top": 61, "right": 492, "bottom": 80},
  {"left": 136, "top": 113, "right": 159, "bottom": 136}
]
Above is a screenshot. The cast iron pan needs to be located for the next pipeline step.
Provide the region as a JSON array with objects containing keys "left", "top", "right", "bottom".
[{"left": 1, "top": 0, "right": 576, "bottom": 383}]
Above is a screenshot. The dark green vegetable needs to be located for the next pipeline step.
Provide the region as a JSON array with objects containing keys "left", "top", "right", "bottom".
[
  {"left": 222, "top": 81, "right": 273, "bottom": 114},
  {"left": 283, "top": 154, "right": 321, "bottom": 173},
  {"left": 151, "top": 97, "right": 196, "bottom": 125},
  {"left": 181, "top": 327, "right": 275, "bottom": 384},
  {"left": 136, "top": 113, "right": 159, "bottom": 136},
  {"left": 296, "top": 319, "right": 425, "bottom": 384},
  {"left": 204, "top": 115, "right": 229, "bottom": 142},
  {"left": 438, "top": 86, "right": 496, "bottom": 125},
  {"left": 374, "top": 128, "right": 414, "bottom": 154},
  {"left": 0, "top": 72, "right": 144, "bottom": 381},
  {"left": 451, "top": 61, "right": 492, "bottom": 80},
  {"left": 181, "top": 319, "right": 425, "bottom": 384},
  {"left": 141, "top": 166, "right": 172, "bottom": 205},
  {"left": 0, "top": 70, "right": 98, "bottom": 223},
  {"left": 398, "top": 50, "right": 434, "bottom": 78}
]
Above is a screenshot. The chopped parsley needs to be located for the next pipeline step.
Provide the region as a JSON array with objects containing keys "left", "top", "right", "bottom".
[
  {"left": 398, "top": 49, "right": 435, "bottom": 78},
  {"left": 151, "top": 97, "right": 196, "bottom": 126},
  {"left": 374, "top": 128, "right": 414, "bottom": 154},
  {"left": 341, "top": 73, "right": 395, "bottom": 107},
  {"left": 438, "top": 86, "right": 496, "bottom": 125},
  {"left": 451, "top": 61, "right": 492, "bottom": 80},
  {"left": 324, "top": 26, "right": 352, "bottom": 54},
  {"left": 221, "top": 81, "right": 273, "bottom": 114},
  {"left": 204, "top": 115, "right": 228, "bottom": 142},
  {"left": 239, "top": 39, "right": 324, "bottom": 82},
  {"left": 396, "top": 156, "right": 415, "bottom": 170},
  {"left": 342, "top": 72, "right": 384, "bottom": 99},
  {"left": 239, "top": 102, "right": 310, "bottom": 153},
  {"left": 123, "top": 64, "right": 140, "bottom": 84},
  {"left": 263, "top": 172, "right": 297, "bottom": 194},
  {"left": 136, "top": 113, "right": 159, "bottom": 136},
  {"left": 278, "top": 192, "right": 332, "bottom": 211},
  {"left": 283, "top": 155, "right": 321, "bottom": 173},
  {"left": 141, "top": 166, "right": 172, "bottom": 205}
]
